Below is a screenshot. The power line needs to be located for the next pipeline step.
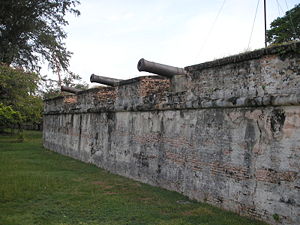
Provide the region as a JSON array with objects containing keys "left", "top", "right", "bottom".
[
  {"left": 264, "top": 0, "right": 267, "bottom": 47},
  {"left": 198, "top": 0, "right": 227, "bottom": 56},
  {"left": 275, "top": 0, "right": 284, "bottom": 16},
  {"left": 247, "top": 0, "right": 261, "bottom": 49}
]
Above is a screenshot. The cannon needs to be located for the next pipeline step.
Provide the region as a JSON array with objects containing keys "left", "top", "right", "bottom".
[
  {"left": 137, "top": 58, "right": 187, "bottom": 78},
  {"left": 90, "top": 74, "right": 123, "bottom": 87},
  {"left": 61, "top": 86, "right": 81, "bottom": 94}
]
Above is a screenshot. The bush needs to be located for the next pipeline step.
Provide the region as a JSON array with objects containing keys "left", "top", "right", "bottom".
[
  {"left": 0, "top": 63, "right": 43, "bottom": 125},
  {"left": 0, "top": 103, "right": 22, "bottom": 132}
]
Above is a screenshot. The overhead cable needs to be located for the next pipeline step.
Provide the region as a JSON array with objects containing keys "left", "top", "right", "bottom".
[
  {"left": 247, "top": 0, "right": 261, "bottom": 49},
  {"left": 198, "top": 0, "right": 227, "bottom": 57}
]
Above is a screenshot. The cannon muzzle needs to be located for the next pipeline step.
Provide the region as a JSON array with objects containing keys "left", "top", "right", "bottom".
[
  {"left": 90, "top": 74, "right": 123, "bottom": 87},
  {"left": 61, "top": 86, "right": 80, "bottom": 94},
  {"left": 137, "top": 58, "right": 187, "bottom": 78}
]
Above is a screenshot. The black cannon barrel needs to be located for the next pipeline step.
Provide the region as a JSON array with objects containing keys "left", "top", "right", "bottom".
[
  {"left": 61, "top": 86, "right": 80, "bottom": 94},
  {"left": 137, "top": 58, "right": 187, "bottom": 78},
  {"left": 90, "top": 74, "right": 123, "bottom": 87}
]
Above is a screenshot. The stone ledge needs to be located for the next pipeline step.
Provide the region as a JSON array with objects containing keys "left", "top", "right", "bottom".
[
  {"left": 118, "top": 75, "right": 167, "bottom": 86},
  {"left": 43, "top": 93, "right": 300, "bottom": 115}
]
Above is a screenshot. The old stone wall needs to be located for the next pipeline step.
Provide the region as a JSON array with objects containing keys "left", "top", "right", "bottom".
[{"left": 43, "top": 42, "right": 300, "bottom": 225}]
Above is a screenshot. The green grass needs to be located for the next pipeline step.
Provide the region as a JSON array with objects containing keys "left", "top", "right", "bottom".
[{"left": 0, "top": 130, "right": 268, "bottom": 225}]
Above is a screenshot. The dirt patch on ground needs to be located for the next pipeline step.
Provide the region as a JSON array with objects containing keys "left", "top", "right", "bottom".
[
  {"left": 181, "top": 207, "right": 214, "bottom": 216},
  {"left": 104, "top": 192, "right": 118, "bottom": 195},
  {"left": 91, "top": 181, "right": 113, "bottom": 189}
]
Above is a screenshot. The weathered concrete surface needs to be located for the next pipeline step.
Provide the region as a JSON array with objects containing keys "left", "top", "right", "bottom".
[{"left": 43, "top": 42, "right": 300, "bottom": 225}]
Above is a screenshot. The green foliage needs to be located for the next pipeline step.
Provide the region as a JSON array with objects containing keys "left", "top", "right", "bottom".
[
  {"left": 0, "top": 0, "right": 87, "bottom": 100},
  {"left": 0, "top": 64, "right": 43, "bottom": 125},
  {"left": 0, "top": 0, "right": 80, "bottom": 73},
  {"left": 272, "top": 214, "right": 280, "bottom": 221},
  {"left": 0, "top": 103, "right": 22, "bottom": 130},
  {"left": 267, "top": 4, "right": 300, "bottom": 44}
]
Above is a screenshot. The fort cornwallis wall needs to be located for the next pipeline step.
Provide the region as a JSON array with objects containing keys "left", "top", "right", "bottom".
[{"left": 43, "top": 42, "right": 300, "bottom": 225}]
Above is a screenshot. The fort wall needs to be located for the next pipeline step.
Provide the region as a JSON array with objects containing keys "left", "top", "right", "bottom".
[{"left": 43, "top": 42, "right": 300, "bottom": 225}]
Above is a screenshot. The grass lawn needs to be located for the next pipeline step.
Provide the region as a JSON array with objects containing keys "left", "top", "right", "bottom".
[{"left": 0, "top": 130, "right": 268, "bottom": 225}]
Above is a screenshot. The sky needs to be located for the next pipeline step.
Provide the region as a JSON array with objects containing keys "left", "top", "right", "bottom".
[{"left": 46, "top": 0, "right": 300, "bottom": 83}]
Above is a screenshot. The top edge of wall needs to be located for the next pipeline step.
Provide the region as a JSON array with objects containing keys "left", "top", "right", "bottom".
[
  {"left": 43, "top": 87, "right": 115, "bottom": 102},
  {"left": 44, "top": 76, "right": 168, "bottom": 101},
  {"left": 44, "top": 95, "right": 66, "bottom": 102},
  {"left": 185, "top": 41, "right": 300, "bottom": 72},
  {"left": 118, "top": 75, "right": 168, "bottom": 86}
]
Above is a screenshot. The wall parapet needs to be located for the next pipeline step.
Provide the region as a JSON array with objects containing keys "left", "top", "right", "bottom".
[{"left": 186, "top": 41, "right": 300, "bottom": 72}]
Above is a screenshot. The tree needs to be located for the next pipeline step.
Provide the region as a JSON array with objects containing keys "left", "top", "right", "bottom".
[
  {"left": 267, "top": 4, "right": 300, "bottom": 44},
  {"left": 0, "top": 63, "right": 43, "bottom": 126},
  {"left": 41, "top": 72, "right": 88, "bottom": 99},
  {"left": 0, "top": 0, "right": 80, "bottom": 73},
  {"left": 0, "top": 103, "right": 22, "bottom": 133}
]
